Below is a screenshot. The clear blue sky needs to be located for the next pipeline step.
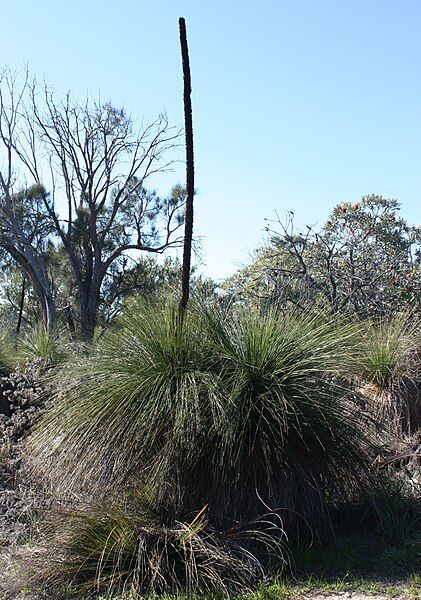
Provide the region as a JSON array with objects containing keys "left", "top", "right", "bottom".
[{"left": 2, "top": 1, "right": 421, "bottom": 279}]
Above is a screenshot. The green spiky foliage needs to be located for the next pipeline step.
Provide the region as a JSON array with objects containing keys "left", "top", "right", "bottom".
[
  {"left": 190, "top": 307, "right": 376, "bottom": 532},
  {"left": 15, "top": 321, "right": 71, "bottom": 367},
  {"left": 29, "top": 301, "right": 214, "bottom": 502},
  {"left": 355, "top": 314, "right": 421, "bottom": 432},
  {"left": 30, "top": 300, "right": 377, "bottom": 538}
]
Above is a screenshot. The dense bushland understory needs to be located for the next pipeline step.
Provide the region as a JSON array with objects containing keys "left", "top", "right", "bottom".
[{"left": 0, "top": 301, "right": 420, "bottom": 598}]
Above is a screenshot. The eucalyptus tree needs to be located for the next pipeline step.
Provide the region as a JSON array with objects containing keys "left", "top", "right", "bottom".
[
  {"left": 226, "top": 195, "right": 421, "bottom": 317},
  {"left": 0, "top": 69, "right": 185, "bottom": 338}
]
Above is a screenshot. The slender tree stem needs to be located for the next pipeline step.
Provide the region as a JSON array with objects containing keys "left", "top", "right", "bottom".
[
  {"left": 178, "top": 17, "right": 195, "bottom": 317},
  {"left": 16, "top": 275, "right": 26, "bottom": 335}
]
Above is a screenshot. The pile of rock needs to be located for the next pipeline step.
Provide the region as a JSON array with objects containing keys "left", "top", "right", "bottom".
[{"left": 0, "top": 361, "right": 46, "bottom": 547}]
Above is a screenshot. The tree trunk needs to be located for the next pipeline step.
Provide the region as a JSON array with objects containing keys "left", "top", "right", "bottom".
[
  {"left": 178, "top": 17, "right": 195, "bottom": 318},
  {"left": 63, "top": 305, "right": 76, "bottom": 334},
  {"left": 79, "top": 283, "right": 101, "bottom": 341},
  {"left": 0, "top": 241, "right": 56, "bottom": 331},
  {"left": 27, "top": 271, "right": 56, "bottom": 331},
  {"left": 16, "top": 275, "right": 26, "bottom": 335},
  {"left": 44, "top": 293, "right": 56, "bottom": 331}
]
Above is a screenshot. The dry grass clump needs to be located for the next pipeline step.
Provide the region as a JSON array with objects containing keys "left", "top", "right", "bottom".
[{"left": 32, "top": 496, "right": 279, "bottom": 597}]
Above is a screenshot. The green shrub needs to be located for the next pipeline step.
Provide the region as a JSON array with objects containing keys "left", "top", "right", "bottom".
[
  {"left": 30, "top": 301, "right": 378, "bottom": 538},
  {"left": 356, "top": 314, "right": 419, "bottom": 389},
  {"left": 177, "top": 306, "right": 377, "bottom": 533},
  {"left": 15, "top": 322, "right": 72, "bottom": 367}
]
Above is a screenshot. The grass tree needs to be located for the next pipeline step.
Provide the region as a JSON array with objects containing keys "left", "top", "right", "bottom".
[
  {"left": 355, "top": 313, "right": 421, "bottom": 433},
  {"left": 29, "top": 301, "right": 378, "bottom": 533},
  {"left": 18, "top": 18, "right": 395, "bottom": 599}
]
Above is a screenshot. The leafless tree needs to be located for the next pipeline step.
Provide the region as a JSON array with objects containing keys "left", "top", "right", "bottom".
[
  {"left": 0, "top": 69, "right": 185, "bottom": 338},
  {"left": 263, "top": 196, "right": 421, "bottom": 317}
]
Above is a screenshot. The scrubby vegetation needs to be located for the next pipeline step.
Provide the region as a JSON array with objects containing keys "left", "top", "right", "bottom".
[
  {"left": 0, "top": 21, "right": 420, "bottom": 600},
  {"left": 0, "top": 298, "right": 419, "bottom": 598},
  {"left": 0, "top": 191, "right": 420, "bottom": 600}
]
